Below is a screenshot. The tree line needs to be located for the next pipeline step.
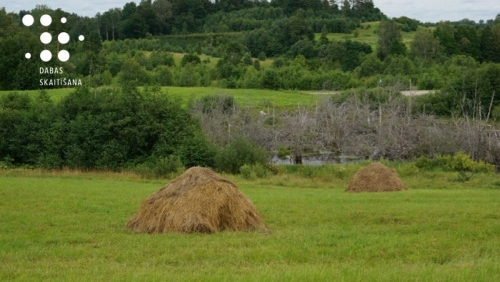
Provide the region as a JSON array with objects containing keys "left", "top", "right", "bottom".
[
  {"left": 5, "top": 84, "right": 500, "bottom": 172},
  {"left": 95, "top": 0, "right": 384, "bottom": 38},
  {"left": 2, "top": 3, "right": 500, "bottom": 118},
  {"left": 0, "top": 86, "right": 215, "bottom": 172}
]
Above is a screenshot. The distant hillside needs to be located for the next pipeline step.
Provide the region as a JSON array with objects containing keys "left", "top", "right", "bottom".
[{"left": 318, "top": 21, "right": 434, "bottom": 50}]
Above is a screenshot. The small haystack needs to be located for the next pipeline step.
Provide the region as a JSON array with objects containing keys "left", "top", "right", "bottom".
[
  {"left": 127, "top": 166, "right": 264, "bottom": 233},
  {"left": 345, "top": 163, "right": 407, "bottom": 192}
]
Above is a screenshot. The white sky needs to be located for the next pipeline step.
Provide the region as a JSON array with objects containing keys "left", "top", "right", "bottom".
[
  {"left": 1, "top": 0, "right": 499, "bottom": 22},
  {"left": 374, "top": 0, "right": 500, "bottom": 22}
]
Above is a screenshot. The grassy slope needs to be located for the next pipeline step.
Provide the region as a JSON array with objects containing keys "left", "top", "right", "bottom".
[
  {"left": 161, "top": 87, "right": 318, "bottom": 107},
  {"left": 1, "top": 166, "right": 499, "bottom": 281},
  {"left": 0, "top": 87, "right": 320, "bottom": 108},
  {"left": 316, "top": 21, "right": 434, "bottom": 51}
]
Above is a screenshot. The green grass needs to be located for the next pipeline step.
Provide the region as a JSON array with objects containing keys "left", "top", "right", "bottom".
[
  {"left": 1, "top": 166, "right": 499, "bottom": 281},
  {"left": 317, "top": 21, "right": 434, "bottom": 51},
  {"left": 0, "top": 88, "right": 73, "bottom": 103},
  {"left": 161, "top": 87, "right": 319, "bottom": 107},
  {"left": 317, "top": 21, "right": 381, "bottom": 50},
  {"left": 0, "top": 87, "right": 320, "bottom": 108}
]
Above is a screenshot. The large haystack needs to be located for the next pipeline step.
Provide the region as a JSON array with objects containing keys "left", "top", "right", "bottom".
[
  {"left": 345, "top": 163, "right": 407, "bottom": 192},
  {"left": 127, "top": 166, "right": 264, "bottom": 233}
]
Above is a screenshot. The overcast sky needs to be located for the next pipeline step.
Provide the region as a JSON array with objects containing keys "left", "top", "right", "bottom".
[
  {"left": 375, "top": 0, "right": 500, "bottom": 22},
  {"left": 1, "top": 0, "right": 499, "bottom": 23}
]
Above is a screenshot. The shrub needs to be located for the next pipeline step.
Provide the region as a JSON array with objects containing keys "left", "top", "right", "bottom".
[
  {"left": 414, "top": 155, "right": 447, "bottom": 171},
  {"left": 455, "top": 171, "right": 473, "bottom": 182},
  {"left": 397, "top": 163, "right": 420, "bottom": 177},
  {"left": 135, "top": 155, "right": 185, "bottom": 179},
  {"left": 277, "top": 146, "right": 290, "bottom": 159},
  {"left": 240, "top": 163, "right": 272, "bottom": 179},
  {"left": 333, "top": 166, "right": 347, "bottom": 180},
  {"left": 154, "top": 66, "right": 174, "bottom": 86},
  {"left": 150, "top": 51, "right": 175, "bottom": 68},
  {"left": 492, "top": 104, "right": 500, "bottom": 121},
  {"left": 446, "top": 152, "right": 494, "bottom": 173},
  {"left": 415, "top": 152, "right": 495, "bottom": 173},
  {"left": 177, "top": 64, "right": 201, "bottom": 86},
  {"left": 0, "top": 156, "right": 13, "bottom": 169},
  {"left": 253, "top": 59, "right": 261, "bottom": 70},
  {"left": 215, "top": 137, "right": 269, "bottom": 174},
  {"left": 198, "top": 95, "right": 236, "bottom": 114},
  {"left": 243, "top": 53, "right": 253, "bottom": 65},
  {"left": 258, "top": 51, "right": 267, "bottom": 61},
  {"left": 180, "top": 53, "right": 201, "bottom": 67}
]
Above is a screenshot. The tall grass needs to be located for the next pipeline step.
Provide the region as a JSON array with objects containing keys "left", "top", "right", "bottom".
[{"left": 1, "top": 165, "right": 499, "bottom": 281}]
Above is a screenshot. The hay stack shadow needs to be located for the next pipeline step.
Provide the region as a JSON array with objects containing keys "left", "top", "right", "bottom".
[
  {"left": 127, "top": 166, "right": 265, "bottom": 234},
  {"left": 345, "top": 163, "right": 407, "bottom": 192}
]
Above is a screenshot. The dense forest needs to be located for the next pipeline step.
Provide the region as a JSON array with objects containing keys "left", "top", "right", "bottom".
[{"left": 2, "top": 1, "right": 500, "bottom": 172}]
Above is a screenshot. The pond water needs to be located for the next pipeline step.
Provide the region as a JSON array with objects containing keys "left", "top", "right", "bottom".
[{"left": 271, "top": 154, "right": 364, "bottom": 165}]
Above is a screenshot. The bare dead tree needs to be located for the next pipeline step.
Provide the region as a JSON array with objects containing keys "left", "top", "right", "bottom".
[{"left": 190, "top": 87, "right": 500, "bottom": 165}]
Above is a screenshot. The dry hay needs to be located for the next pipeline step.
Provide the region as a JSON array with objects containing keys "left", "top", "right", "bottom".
[
  {"left": 127, "top": 166, "right": 264, "bottom": 234},
  {"left": 345, "top": 163, "right": 407, "bottom": 192}
]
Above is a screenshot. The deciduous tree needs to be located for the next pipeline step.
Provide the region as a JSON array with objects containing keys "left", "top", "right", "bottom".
[{"left": 376, "top": 20, "right": 405, "bottom": 60}]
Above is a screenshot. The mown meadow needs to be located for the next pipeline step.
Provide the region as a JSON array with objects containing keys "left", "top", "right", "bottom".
[
  {"left": 2, "top": 3, "right": 500, "bottom": 280},
  {"left": 0, "top": 87, "right": 319, "bottom": 108},
  {"left": 1, "top": 164, "right": 499, "bottom": 281}
]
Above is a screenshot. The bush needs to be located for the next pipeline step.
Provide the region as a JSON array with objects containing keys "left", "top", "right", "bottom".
[
  {"left": 197, "top": 94, "right": 236, "bottom": 114},
  {"left": 333, "top": 166, "right": 347, "bottom": 180},
  {"left": 277, "top": 146, "right": 290, "bottom": 159},
  {"left": 215, "top": 137, "right": 269, "bottom": 174},
  {"left": 239, "top": 163, "right": 272, "bottom": 179},
  {"left": 0, "top": 156, "right": 13, "bottom": 169},
  {"left": 446, "top": 152, "right": 494, "bottom": 173},
  {"left": 455, "top": 171, "right": 473, "bottom": 182},
  {"left": 177, "top": 64, "right": 201, "bottom": 86},
  {"left": 397, "top": 163, "right": 420, "bottom": 177},
  {"left": 415, "top": 152, "right": 495, "bottom": 173},
  {"left": 135, "top": 155, "right": 185, "bottom": 179},
  {"left": 258, "top": 51, "right": 267, "bottom": 61},
  {"left": 154, "top": 66, "right": 174, "bottom": 86},
  {"left": 414, "top": 155, "right": 446, "bottom": 171},
  {"left": 180, "top": 53, "right": 201, "bottom": 67}
]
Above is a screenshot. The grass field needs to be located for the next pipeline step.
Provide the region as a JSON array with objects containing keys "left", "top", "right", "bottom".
[
  {"left": 0, "top": 88, "right": 74, "bottom": 103},
  {"left": 0, "top": 87, "right": 320, "bottom": 108},
  {"left": 1, "top": 165, "right": 499, "bottom": 281},
  {"left": 160, "top": 87, "right": 319, "bottom": 107},
  {"left": 317, "top": 21, "right": 434, "bottom": 51}
]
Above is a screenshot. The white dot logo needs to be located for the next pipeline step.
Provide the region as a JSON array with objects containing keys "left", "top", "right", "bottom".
[
  {"left": 22, "top": 14, "right": 34, "bottom": 26},
  {"left": 58, "top": 32, "right": 70, "bottom": 44},
  {"left": 40, "top": 50, "right": 52, "bottom": 62},
  {"left": 22, "top": 14, "right": 85, "bottom": 62},
  {"left": 58, "top": 50, "right": 70, "bottom": 62},
  {"left": 40, "top": 32, "right": 52, "bottom": 44},
  {"left": 40, "top": 14, "right": 52, "bottom": 26}
]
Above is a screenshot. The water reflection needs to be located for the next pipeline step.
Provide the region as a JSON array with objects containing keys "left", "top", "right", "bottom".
[{"left": 271, "top": 154, "right": 364, "bottom": 165}]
